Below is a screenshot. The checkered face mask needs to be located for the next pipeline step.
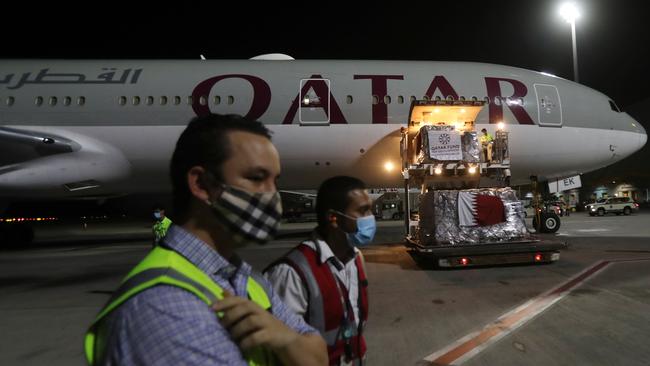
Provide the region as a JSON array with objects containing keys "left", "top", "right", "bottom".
[{"left": 208, "top": 184, "right": 283, "bottom": 245}]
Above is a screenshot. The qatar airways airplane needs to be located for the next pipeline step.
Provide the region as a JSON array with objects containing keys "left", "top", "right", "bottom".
[{"left": 0, "top": 54, "right": 646, "bottom": 201}]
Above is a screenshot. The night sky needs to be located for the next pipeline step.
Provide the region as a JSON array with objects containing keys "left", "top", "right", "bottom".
[{"left": 3, "top": 0, "right": 649, "bottom": 110}]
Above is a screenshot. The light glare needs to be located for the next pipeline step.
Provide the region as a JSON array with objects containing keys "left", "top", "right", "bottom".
[{"left": 559, "top": 3, "right": 580, "bottom": 23}]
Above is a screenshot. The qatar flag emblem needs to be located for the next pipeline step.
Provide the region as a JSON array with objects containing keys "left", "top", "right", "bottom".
[{"left": 458, "top": 192, "right": 506, "bottom": 227}]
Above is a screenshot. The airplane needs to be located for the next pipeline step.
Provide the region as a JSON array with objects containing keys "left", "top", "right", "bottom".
[{"left": 0, "top": 54, "right": 647, "bottom": 206}]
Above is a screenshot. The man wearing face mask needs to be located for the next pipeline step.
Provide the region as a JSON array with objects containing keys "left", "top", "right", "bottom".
[
  {"left": 264, "top": 176, "right": 374, "bottom": 366},
  {"left": 84, "top": 114, "right": 327, "bottom": 366}
]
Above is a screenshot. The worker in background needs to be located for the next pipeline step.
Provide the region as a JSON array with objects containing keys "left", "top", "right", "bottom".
[
  {"left": 265, "top": 176, "right": 374, "bottom": 366},
  {"left": 85, "top": 114, "right": 327, "bottom": 366},
  {"left": 480, "top": 128, "right": 494, "bottom": 163},
  {"left": 152, "top": 204, "right": 172, "bottom": 246}
]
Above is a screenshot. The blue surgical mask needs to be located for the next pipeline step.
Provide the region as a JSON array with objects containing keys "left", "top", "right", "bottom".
[
  {"left": 153, "top": 211, "right": 162, "bottom": 220},
  {"left": 344, "top": 214, "right": 377, "bottom": 247}
]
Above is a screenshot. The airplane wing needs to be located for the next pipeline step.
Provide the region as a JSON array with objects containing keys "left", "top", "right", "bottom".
[
  {"left": 0, "top": 127, "right": 132, "bottom": 198},
  {"left": 0, "top": 127, "right": 79, "bottom": 166}
]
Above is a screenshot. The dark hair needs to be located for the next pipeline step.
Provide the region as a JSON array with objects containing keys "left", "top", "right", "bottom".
[
  {"left": 170, "top": 114, "right": 272, "bottom": 220},
  {"left": 315, "top": 176, "right": 366, "bottom": 227},
  {"left": 481, "top": 128, "right": 487, "bottom": 133},
  {"left": 152, "top": 203, "right": 165, "bottom": 211}
]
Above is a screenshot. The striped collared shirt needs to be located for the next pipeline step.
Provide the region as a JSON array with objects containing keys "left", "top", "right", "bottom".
[{"left": 101, "top": 224, "right": 317, "bottom": 365}]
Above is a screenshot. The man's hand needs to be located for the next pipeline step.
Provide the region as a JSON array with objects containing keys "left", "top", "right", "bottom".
[{"left": 212, "top": 294, "right": 298, "bottom": 352}]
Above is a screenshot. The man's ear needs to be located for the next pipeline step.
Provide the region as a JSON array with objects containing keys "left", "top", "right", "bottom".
[
  {"left": 327, "top": 211, "right": 339, "bottom": 229},
  {"left": 187, "top": 166, "right": 213, "bottom": 203}
]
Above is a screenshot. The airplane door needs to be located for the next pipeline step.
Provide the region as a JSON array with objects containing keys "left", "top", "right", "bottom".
[
  {"left": 299, "top": 78, "right": 330, "bottom": 125},
  {"left": 534, "top": 84, "right": 563, "bottom": 127}
]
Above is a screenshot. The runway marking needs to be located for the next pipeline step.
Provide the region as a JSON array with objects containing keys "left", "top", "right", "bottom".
[
  {"left": 421, "top": 257, "right": 650, "bottom": 365},
  {"left": 576, "top": 228, "right": 610, "bottom": 232}
]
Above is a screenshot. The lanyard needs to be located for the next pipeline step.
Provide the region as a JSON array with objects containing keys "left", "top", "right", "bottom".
[{"left": 332, "top": 266, "right": 355, "bottom": 360}]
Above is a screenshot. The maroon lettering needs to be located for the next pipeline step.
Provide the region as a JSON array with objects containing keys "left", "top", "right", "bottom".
[
  {"left": 485, "top": 77, "right": 534, "bottom": 125},
  {"left": 424, "top": 76, "right": 459, "bottom": 100},
  {"left": 282, "top": 75, "right": 347, "bottom": 124},
  {"left": 191, "top": 74, "right": 271, "bottom": 121},
  {"left": 353, "top": 75, "right": 404, "bottom": 124}
]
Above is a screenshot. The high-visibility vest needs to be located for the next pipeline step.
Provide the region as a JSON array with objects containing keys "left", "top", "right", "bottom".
[
  {"left": 274, "top": 244, "right": 368, "bottom": 365},
  {"left": 153, "top": 217, "right": 172, "bottom": 243},
  {"left": 84, "top": 246, "right": 277, "bottom": 366}
]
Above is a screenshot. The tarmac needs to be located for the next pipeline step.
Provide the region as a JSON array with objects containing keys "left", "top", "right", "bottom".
[{"left": 1, "top": 211, "right": 649, "bottom": 365}]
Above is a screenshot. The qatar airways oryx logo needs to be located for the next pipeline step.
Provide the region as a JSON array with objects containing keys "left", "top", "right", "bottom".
[
  {"left": 191, "top": 74, "right": 534, "bottom": 125},
  {"left": 439, "top": 133, "right": 451, "bottom": 145}
]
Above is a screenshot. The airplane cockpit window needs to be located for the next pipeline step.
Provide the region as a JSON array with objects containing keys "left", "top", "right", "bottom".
[{"left": 608, "top": 100, "right": 621, "bottom": 112}]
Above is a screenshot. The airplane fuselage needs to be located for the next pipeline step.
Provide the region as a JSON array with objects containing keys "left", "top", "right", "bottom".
[{"left": 0, "top": 60, "right": 646, "bottom": 198}]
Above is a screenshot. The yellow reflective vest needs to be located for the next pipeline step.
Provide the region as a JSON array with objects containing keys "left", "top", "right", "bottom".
[
  {"left": 84, "top": 246, "right": 277, "bottom": 366},
  {"left": 152, "top": 217, "right": 172, "bottom": 244}
]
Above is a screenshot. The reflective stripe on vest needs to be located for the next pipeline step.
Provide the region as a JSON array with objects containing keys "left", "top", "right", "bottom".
[
  {"left": 284, "top": 244, "right": 368, "bottom": 365},
  {"left": 84, "top": 246, "right": 274, "bottom": 366}
]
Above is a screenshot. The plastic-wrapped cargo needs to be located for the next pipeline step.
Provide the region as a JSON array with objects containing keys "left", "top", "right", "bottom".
[
  {"left": 461, "top": 131, "right": 480, "bottom": 163},
  {"left": 418, "top": 187, "right": 529, "bottom": 246},
  {"left": 416, "top": 126, "right": 480, "bottom": 164}
]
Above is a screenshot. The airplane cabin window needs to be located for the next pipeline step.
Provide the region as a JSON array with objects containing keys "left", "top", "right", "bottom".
[
  {"left": 199, "top": 96, "right": 207, "bottom": 106},
  {"left": 214, "top": 96, "right": 221, "bottom": 105},
  {"left": 398, "top": 96, "right": 404, "bottom": 104},
  {"left": 77, "top": 96, "right": 86, "bottom": 106},
  {"left": 174, "top": 96, "right": 181, "bottom": 105},
  {"left": 187, "top": 96, "right": 193, "bottom": 105},
  {"left": 227, "top": 96, "right": 234, "bottom": 105},
  {"left": 423, "top": 96, "right": 430, "bottom": 102},
  {"left": 609, "top": 100, "right": 621, "bottom": 112},
  {"left": 35, "top": 96, "right": 43, "bottom": 106},
  {"left": 6, "top": 96, "right": 15, "bottom": 106},
  {"left": 384, "top": 95, "right": 391, "bottom": 104},
  {"left": 132, "top": 96, "right": 141, "bottom": 106},
  {"left": 49, "top": 97, "right": 57, "bottom": 106},
  {"left": 459, "top": 96, "right": 466, "bottom": 101},
  {"left": 410, "top": 96, "right": 416, "bottom": 103},
  {"left": 63, "top": 96, "right": 72, "bottom": 106},
  {"left": 346, "top": 95, "right": 353, "bottom": 104},
  {"left": 160, "top": 96, "right": 168, "bottom": 105},
  {"left": 372, "top": 95, "right": 379, "bottom": 105},
  {"left": 146, "top": 96, "right": 154, "bottom": 106},
  {"left": 471, "top": 96, "right": 478, "bottom": 102},
  {"left": 118, "top": 96, "right": 127, "bottom": 106}
]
